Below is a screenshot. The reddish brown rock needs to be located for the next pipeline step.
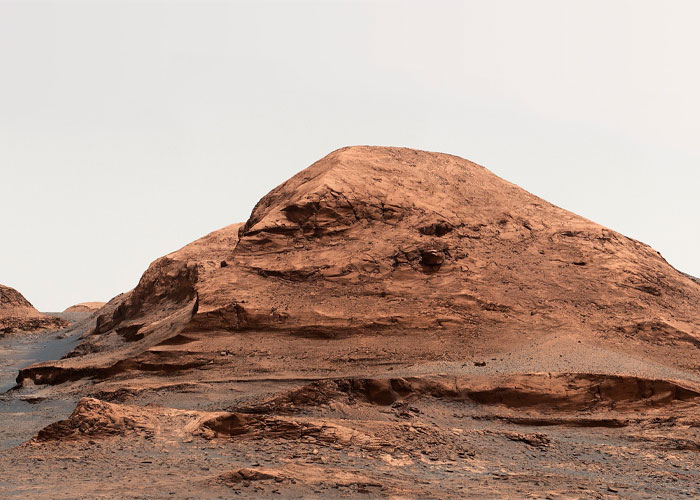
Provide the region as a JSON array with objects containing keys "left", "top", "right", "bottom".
[
  {"left": 0, "top": 284, "right": 67, "bottom": 333},
  {"left": 63, "top": 302, "right": 106, "bottom": 313},
  {"left": 8, "top": 146, "right": 700, "bottom": 500},
  {"left": 18, "top": 146, "right": 699, "bottom": 385}
]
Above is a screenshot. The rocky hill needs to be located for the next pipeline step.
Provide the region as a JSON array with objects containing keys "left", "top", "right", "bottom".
[
  {"left": 6, "top": 146, "right": 700, "bottom": 499},
  {"left": 63, "top": 302, "right": 106, "bottom": 313},
  {"left": 0, "top": 284, "right": 67, "bottom": 333},
  {"left": 18, "top": 146, "right": 700, "bottom": 384}
]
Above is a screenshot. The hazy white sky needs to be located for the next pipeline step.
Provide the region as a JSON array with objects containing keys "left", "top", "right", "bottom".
[{"left": 1, "top": 0, "right": 698, "bottom": 311}]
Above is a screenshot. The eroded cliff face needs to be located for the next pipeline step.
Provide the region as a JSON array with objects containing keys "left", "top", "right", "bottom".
[
  {"left": 18, "top": 146, "right": 700, "bottom": 384},
  {"left": 0, "top": 284, "right": 67, "bottom": 333}
]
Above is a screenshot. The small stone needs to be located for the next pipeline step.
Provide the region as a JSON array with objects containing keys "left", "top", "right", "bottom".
[{"left": 420, "top": 250, "right": 444, "bottom": 267}]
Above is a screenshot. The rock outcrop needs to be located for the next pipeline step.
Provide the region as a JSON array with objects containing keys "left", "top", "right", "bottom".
[
  {"left": 18, "top": 146, "right": 700, "bottom": 384},
  {"left": 0, "top": 284, "right": 67, "bottom": 333},
  {"left": 63, "top": 302, "right": 106, "bottom": 313},
  {"left": 8, "top": 146, "right": 700, "bottom": 500}
]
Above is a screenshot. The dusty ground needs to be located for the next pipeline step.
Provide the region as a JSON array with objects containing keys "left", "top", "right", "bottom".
[{"left": 1, "top": 147, "right": 699, "bottom": 498}]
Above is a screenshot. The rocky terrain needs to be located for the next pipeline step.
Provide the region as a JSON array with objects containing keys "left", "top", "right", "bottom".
[
  {"left": 1, "top": 146, "right": 699, "bottom": 499},
  {"left": 0, "top": 284, "right": 68, "bottom": 334}
]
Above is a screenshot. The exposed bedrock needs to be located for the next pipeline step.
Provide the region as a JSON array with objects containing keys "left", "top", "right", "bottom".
[
  {"left": 238, "top": 373, "right": 700, "bottom": 414},
  {"left": 0, "top": 284, "right": 68, "bottom": 333},
  {"left": 33, "top": 372, "right": 700, "bottom": 444},
  {"left": 16, "top": 146, "right": 700, "bottom": 386}
]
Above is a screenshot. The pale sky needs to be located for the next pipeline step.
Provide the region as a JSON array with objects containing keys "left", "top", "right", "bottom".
[{"left": 1, "top": 0, "right": 698, "bottom": 311}]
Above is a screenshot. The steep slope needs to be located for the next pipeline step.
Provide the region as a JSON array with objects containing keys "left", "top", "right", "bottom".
[
  {"left": 0, "top": 284, "right": 67, "bottom": 333},
  {"left": 18, "top": 146, "right": 700, "bottom": 385}
]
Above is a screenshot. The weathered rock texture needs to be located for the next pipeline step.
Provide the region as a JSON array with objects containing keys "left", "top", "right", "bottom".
[
  {"left": 0, "top": 284, "right": 67, "bottom": 333},
  {"left": 19, "top": 146, "right": 700, "bottom": 384},
  {"left": 5, "top": 146, "right": 700, "bottom": 500}
]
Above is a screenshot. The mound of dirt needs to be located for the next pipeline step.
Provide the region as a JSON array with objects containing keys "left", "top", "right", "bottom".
[
  {"left": 0, "top": 284, "right": 68, "bottom": 334},
  {"left": 63, "top": 302, "right": 106, "bottom": 313}
]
